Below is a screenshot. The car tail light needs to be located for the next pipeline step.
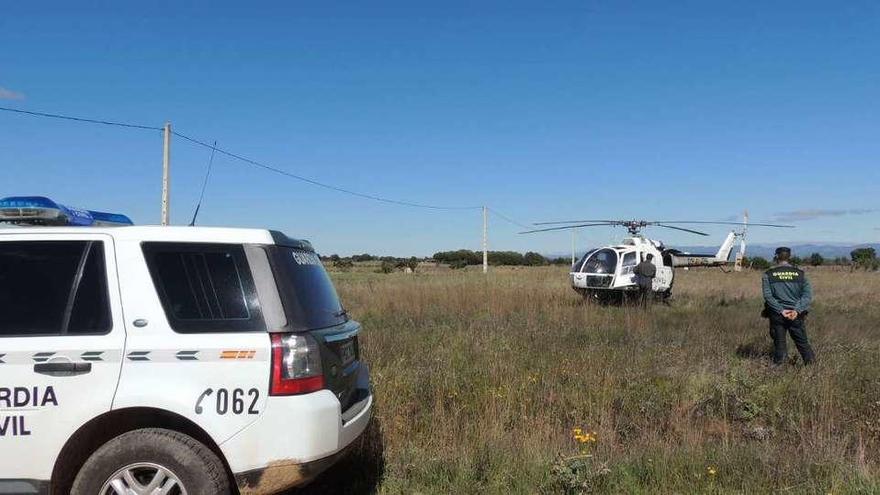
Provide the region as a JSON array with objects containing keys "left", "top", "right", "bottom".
[{"left": 270, "top": 333, "right": 325, "bottom": 396}]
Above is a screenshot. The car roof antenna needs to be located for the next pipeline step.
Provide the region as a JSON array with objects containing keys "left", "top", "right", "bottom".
[{"left": 189, "top": 140, "right": 217, "bottom": 226}]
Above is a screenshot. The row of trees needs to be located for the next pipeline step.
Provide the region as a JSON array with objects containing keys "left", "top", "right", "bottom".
[
  {"left": 324, "top": 254, "right": 423, "bottom": 273},
  {"left": 330, "top": 253, "right": 418, "bottom": 264},
  {"left": 326, "top": 248, "right": 879, "bottom": 272},
  {"left": 323, "top": 250, "right": 572, "bottom": 272},
  {"left": 432, "top": 249, "right": 570, "bottom": 267},
  {"left": 744, "top": 248, "right": 878, "bottom": 271}
]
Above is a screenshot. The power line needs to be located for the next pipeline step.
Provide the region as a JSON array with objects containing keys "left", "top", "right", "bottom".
[
  {"left": 0, "top": 105, "right": 162, "bottom": 131},
  {"left": 0, "top": 105, "right": 552, "bottom": 272},
  {"left": 0, "top": 105, "right": 482, "bottom": 211},
  {"left": 487, "top": 207, "right": 532, "bottom": 230},
  {"left": 172, "top": 130, "right": 481, "bottom": 211}
]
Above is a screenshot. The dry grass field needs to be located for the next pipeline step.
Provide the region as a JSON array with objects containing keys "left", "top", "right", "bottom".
[{"left": 299, "top": 265, "right": 880, "bottom": 494}]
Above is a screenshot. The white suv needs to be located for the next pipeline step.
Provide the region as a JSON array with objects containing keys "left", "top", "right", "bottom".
[{"left": 0, "top": 224, "right": 372, "bottom": 494}]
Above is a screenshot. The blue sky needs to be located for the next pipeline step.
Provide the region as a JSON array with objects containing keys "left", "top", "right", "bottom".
[{"left": 1, "top": 1, "right": 878, "bottom": 256}]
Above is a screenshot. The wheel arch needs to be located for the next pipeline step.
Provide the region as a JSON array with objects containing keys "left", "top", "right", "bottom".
[{"left": 50, "top": 407, "right": 235, "bottom": 495}]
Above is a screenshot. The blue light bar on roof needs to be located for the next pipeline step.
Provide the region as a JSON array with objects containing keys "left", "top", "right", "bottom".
[{"left": 0, "top": 196, "right": 133, "bottom": 227}]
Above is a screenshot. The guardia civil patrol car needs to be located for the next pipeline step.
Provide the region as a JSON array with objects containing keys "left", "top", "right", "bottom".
[{"left": 0, "top": 196, "right": 373, "bottom": 494}]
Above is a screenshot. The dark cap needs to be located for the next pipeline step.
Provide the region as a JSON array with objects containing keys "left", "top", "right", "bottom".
[{"left": 775, "top": 246, "right": 791, "bottom": 256}]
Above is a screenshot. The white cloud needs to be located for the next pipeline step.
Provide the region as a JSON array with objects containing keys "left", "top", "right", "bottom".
[
  {"left": 773, "top": 208, "right": 877, "bottom": 222},
  {"left": 0, "top": 86, "right": 25, "bottom": 100}
]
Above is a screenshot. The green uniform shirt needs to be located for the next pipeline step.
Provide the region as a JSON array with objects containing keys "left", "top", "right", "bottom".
[
  {"left": 634, "top": 260, "right": 656, "bottom": 289},
  {"left": 762, "top": 263, "right": 813, "bottom": 314}
]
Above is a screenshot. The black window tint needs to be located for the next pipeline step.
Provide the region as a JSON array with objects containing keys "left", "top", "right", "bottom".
[
  {"left": 143, "top": 243, "right": 263, "bottom": 333},
  {"left": 0, "top": 241, "right": 111, "bottom": 336},
  {"left": 68, "top": 243, "right": 112, "bottom": 334},
  {"left": 268, "top": 247, "right": 346, "bottom": 331}
]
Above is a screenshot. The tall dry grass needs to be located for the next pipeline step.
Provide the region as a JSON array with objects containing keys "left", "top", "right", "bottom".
[{"left": 307, "top": 266, "right": 880, "bottom": 494}]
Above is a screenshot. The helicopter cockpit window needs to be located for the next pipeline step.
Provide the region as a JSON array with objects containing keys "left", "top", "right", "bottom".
[
  {"left": 573, "top": 249, "right": 597, "bottom": 272},
  {"left": 582, "top": 248, "right": 618, "bottom": 275}
]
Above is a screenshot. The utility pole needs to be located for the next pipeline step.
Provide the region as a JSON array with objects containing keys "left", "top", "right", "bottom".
[
  {"left": 161, "top": 122, "right": 172, "bottom": 226},
  {"left": 482, "top": 206, "right": 488, "bottom": 274},
  {"left": 571, "top": 229, "right": 576, "bottom": 265}
]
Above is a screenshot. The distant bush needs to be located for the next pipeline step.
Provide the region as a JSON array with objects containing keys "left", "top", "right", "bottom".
[
  {"left": 808, "top": 253, "right": 824, "bottom": 266},
  {"left": 488, "top": 251, "right": 525, "bottom": 266},
  {"left": 747, "top": 256, "right": 772, "bottom": 270},
  {"left": 393, "top": 258, "right": 420, "bottom": 272},
  {"left": 352, "top": 253, "right": 376, "bottom": 262},
  {"left": 333, "top": 259, "right": 354, "bottom": 272},
  {"left": 449, "top": 259, "right": 469, "bottom": 270},
  {"left": 433, "top": 250, "right": 482, "bottom": 265},
  {"left": 851, "top": 248, "right": 878, "bottom": 271},
  {"left": 405, "top": 257, "right": 420, "bottom": 272},
  {"left": 376, "top": 260, "right": 395, "bottom": 274},
  {"left": 524, "top": 251, "right": 549, "bottom": 266}
]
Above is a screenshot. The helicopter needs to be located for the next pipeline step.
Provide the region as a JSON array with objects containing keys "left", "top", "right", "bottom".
[{"left": 520, "top": 217, "right": 793, "bottom": 304}]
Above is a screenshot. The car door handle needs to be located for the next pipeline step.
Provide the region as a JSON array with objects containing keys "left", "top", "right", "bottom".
[{"left": 34, "top": 362, "right": 92, "bottom": 376}]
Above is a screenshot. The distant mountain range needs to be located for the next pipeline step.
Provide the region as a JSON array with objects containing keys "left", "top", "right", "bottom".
[{"left": 548, "top": 243, "right": 880, "bottom": 260}]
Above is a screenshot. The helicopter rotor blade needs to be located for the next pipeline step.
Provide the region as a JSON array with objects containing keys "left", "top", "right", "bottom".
[
  {"left": 519, "top": 223, "right": 617, "bottom": 234},
  {"left": 533, "top": 220, "right": 795, "bottom": 228},
  {"left": 532, "top": 220, "right": 619, "bottom": 226},
  {"left": 654, "top": 223, "right": 710, "bottom": 236},
  {"left": 653, "top": 221, "right": 794, "bottom": 228}
]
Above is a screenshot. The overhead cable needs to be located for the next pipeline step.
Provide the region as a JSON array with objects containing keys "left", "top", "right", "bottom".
[
  {"left": 0, "top": 105, "right": 484, "bottom": 211},
  {"left": 487, "top": 207, "right": 532, "bottom": 230},
  {"left": 0, "top": 105, "right": 162, "bottom": 131},
  {"left": 172, "top": 130, "right": 481, "bottom": 211}
]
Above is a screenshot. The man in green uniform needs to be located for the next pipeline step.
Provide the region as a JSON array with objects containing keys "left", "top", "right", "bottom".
[
  {"left": 634, "top": 254, "right": 657, "bottom": 307},
  {"left": 762, "top": 247, "right": 815, "bottom": 365}
]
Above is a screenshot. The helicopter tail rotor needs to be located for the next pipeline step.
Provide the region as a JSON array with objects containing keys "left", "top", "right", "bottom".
[{"left": 734, "top": 210, "right": 749, "bottom": 271}]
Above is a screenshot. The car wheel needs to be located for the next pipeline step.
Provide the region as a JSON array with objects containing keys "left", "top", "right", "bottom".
[{"left": 70, "top": 428, "right": 230, "bottom": 495}]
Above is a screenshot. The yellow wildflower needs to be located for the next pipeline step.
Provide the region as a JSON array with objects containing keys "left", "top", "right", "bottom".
[{"left": 571, "top": 427, "right": 599, "bottom": 445}]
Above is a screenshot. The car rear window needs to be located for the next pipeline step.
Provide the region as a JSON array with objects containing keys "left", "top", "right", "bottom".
[
  {"left": 0, "top": 241, "right": 111, "bottom": 336},
  {"left": 267, "top": 246, "right": 347, "bottom": 331},
  {"left": 142, "top": 243, "right": 264, "bottom": 333}
]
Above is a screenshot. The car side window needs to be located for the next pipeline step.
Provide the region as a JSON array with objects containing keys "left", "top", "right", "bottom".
[
  {"left": 0, "top": 241, "right": 111, "bottom": 337},
  {"left": 142, "top": 243, "right": 264, "bottom": 333}
]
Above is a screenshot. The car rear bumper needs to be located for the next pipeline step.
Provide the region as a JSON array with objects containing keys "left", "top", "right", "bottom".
[
  {"left": 233, "top": 442, "right": 357, "bottom": 495},
  {"left": 221, "top": 363, "right": 373, "bottom": 494}
]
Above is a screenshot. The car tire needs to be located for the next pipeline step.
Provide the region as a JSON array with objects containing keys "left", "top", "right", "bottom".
[{"left": 70, "top": 427, "right": 230, "bottom": 495}]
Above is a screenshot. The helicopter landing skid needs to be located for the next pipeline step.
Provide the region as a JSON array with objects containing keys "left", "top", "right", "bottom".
[{"left": 578, "top": 288, "right": 672, "bottom": 306}]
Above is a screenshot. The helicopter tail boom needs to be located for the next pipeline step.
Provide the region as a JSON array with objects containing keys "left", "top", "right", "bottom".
[
  {"left": 715, "top": 231, "right": 737, "bottom": 262},
  {"left": 667, "top": 232, "right": 738, "bottom": 268}
]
